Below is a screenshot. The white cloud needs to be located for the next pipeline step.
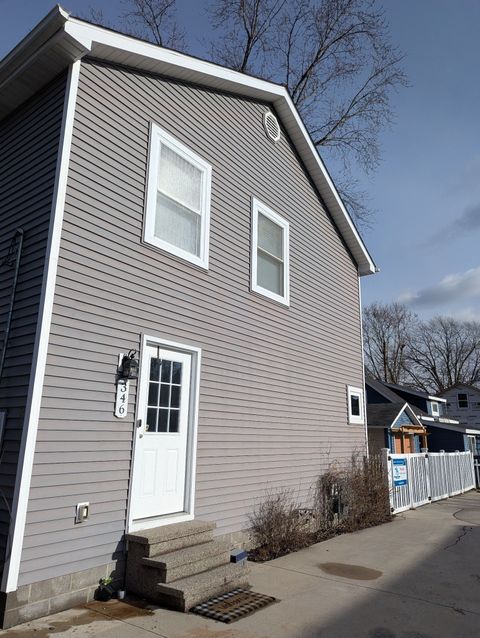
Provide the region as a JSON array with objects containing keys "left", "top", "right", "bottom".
[{"left": 399, "top": 266, "right": 480, "bottom": 310}]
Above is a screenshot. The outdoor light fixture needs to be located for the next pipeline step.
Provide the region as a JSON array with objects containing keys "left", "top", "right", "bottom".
[{"left": 120, "top": 350, "right": 139, "bottom": 380}]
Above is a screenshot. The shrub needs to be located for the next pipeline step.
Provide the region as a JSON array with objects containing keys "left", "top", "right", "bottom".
[
  {"left": 314, "top": 454, "right": 391, "bottom": 535},
  {"left": 248, "top": 488, "right": 310, "bottom": 561},
  {"left": 249, "top": 454, "right": 391, "bottom": 561}
]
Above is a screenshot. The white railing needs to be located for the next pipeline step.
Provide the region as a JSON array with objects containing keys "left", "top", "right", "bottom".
[{"left": 384, "top": 450, "right": 476, "bottom": 514}]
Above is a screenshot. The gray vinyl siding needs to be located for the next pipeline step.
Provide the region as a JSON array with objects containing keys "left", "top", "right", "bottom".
[
  {"left": 0, "top": 74, "right": 66, "bottom": 581},
  {"left": 19, "top": 59, "right": 365, "bottom": 584}
]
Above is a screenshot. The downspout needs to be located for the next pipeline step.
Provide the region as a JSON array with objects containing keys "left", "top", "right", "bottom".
[
  {"left": 358, "top": 275, "right": 369, "bottom": 457},
  {"left": 0, "top": 229, "right": 24, "bottom": 379}
]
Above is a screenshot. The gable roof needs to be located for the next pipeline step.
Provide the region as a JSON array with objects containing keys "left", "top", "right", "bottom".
[
  {"left": 367, "top": 402, "right": 422, "bottom": 429},
  {"left": 365, "top": 373, "right": 405, "bottom": 404},
  {"left": 0, "top": 6, "right": 376, "bottom": 277},
  {"left": 383, "top": 382, "right": 446, "bottom": 403}
]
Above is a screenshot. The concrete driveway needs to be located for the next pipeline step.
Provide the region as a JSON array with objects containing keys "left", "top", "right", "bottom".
[{"left": 2, "top": 491, "right": 480, "bottom": 638}]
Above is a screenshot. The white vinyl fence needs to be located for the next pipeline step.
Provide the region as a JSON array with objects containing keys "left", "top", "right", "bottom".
[{"left": 385, "top": 450, "right": 476, "bottom": 514}]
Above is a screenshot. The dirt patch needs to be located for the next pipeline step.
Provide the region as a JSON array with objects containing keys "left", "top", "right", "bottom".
[
  {"left": 0, "top": 608, "right": 105, "bottom": 638},
  {"left": 1, "top": 598, "right": 155, "bottom": 638},
  {"left": 319, "top": 562, "right": 382, "bottom": 580},
  {"left": 86, "top": 597, "right": 155, "bottom": 619}
]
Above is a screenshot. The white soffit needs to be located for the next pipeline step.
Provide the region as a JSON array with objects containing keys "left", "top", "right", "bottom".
[{"left": 1, "top": 7, "right": 376, "bottom": 276}]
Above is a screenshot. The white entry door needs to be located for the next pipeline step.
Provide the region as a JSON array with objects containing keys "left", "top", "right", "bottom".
[{"left": 131, "top": 344, "right": 192, "bottom": 522}]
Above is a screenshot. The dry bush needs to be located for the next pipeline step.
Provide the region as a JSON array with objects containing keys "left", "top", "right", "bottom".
[
  {"left": 314, "top": 454, "right": 391, "bottom": 535},
  {"left": 248, "top": 489, "right": 310, "bottom": 561},
  {"left": 248, "top": 455, "right": 391, "bottom": 561}
]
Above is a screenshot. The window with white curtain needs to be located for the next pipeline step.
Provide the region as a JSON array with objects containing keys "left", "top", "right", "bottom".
[
  {"left": 144, "top": 124, "right": 212, "bottom": 268},
  {"left": 251, "top": 198, "right": 289, "bottom": 306}
]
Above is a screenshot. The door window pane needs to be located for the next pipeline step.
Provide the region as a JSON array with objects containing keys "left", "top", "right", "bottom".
[
  {"left": 171, "top": 385, "right": 180, "bottom": 409},
  {"left": 169, "top": 410, "right": 179, "bottom": 433},
  {"left": 158, "top": 409, "right": 169, "bottom": 432},
  {"left": 148, "top": 383, "right": 159, "bottom": 407},
  {"left": 150, "top": 358, "right": 161, "bottom": 381},
  {"left": 161, "top": 360, "right": 172, "bottom": 383},
  {"left": 160, "top": 384, "right": 170, "bottom": 407},
  {"left": 172, "top": 361, "right": 182, "bottom": 384},
  {"left": 146, "top": 408, "right": 157, "bottom": 432}
]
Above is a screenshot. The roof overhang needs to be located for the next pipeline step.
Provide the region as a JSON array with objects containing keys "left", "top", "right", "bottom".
[{"left": 0, "top": 6, "right": 377, "bottom": 277}]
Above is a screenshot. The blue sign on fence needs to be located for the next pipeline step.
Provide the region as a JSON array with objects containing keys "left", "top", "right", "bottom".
[{"left": 393, "top": 458, "right": 408, "bottom": 486}]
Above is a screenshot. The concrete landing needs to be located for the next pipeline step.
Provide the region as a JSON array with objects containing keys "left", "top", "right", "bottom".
[{"left": 2, "top": 491, "right": 480, "bottom": 637}]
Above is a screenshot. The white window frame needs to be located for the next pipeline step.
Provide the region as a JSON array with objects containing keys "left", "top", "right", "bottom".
[
  {"left": 347, "top": 385, "right": 364, "bottom": 425},
  {"left": 430, "top": 401, "right": 439, "bottom": 416},
  {"left": 144, "top": 123, "right": 212, "bottom": 269},
  {"left": 251, "top": 197, "right": 290, "bottom": 306}
]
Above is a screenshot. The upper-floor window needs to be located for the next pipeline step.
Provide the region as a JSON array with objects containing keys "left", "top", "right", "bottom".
[
  {"left": 251, "top": 198, "right": 289, "bottom": 306},
  {"left": 144, "top": 124, "right": 212, "bottom": 269},
  {"left": 347, "top": 386, "right": 364, "bottom": 425},
  {"left": 458, "top": 392, "right": 469, "bottom": 409},
  {"left": 430, "top": 401, "right": 439, "bottom": 416}
]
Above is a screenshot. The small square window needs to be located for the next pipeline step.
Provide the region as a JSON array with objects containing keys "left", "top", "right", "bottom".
[
  {"left": 347, "top": 386, "right": 364, "bottom": 424},
  {"left": 458, "top": 393, "right": 469, "bottom": 409},
  {"left": 251, "top": 198, "right": 289, "bottom": 306},
  {"left": 144, "top": 124, "right": 212, "bottom": 269}
]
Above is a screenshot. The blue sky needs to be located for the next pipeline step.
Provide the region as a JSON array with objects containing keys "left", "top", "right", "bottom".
[{"left": 2, "top": 1, "right": 479, "bottom": 320}]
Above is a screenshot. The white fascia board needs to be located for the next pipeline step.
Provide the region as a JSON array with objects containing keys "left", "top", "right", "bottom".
[
  {"left": 63, "top": 16, "right": 376, "bottom": 277},
  {"left": 428, "top": 395, "right": 447, "bottom": 403}
]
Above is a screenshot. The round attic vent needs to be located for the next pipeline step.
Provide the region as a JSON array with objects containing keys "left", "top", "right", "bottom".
[{"left": 263, "top": 110, "right": 281, "bottom": 143}]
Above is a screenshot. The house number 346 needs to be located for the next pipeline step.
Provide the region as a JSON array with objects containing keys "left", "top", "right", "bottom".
[{"left": 115, "top": 379, "right": 129, "bottom": 418}]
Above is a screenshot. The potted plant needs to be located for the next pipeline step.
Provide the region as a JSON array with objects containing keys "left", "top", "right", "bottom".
[{"left": 96, "top": 577, "right": 115, "bottom": 602}]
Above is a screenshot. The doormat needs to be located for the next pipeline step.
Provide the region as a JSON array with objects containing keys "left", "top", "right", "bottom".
[{"left": 190, "top": 588, "right": 277, "bottom": 623}]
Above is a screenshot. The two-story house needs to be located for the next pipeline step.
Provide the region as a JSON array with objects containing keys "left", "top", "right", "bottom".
[
  {"left": 440, "top": 385, "right": 480, "bottom": 455},
  {"left": 0, "top": 7, "right": 377, "bottom": 627}
]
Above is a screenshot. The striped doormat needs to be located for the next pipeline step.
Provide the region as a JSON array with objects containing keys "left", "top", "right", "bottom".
[{"left": 190, "top": 588, "right": 277, "bottom": 623}]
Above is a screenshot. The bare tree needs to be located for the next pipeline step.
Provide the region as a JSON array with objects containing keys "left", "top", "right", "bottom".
[
  {"left": 208, "top": 0, "right": 407, "bottom": 221},
  {"left": 407, "top": 317, "right": 480, "bottom": 394},
  {"left": 84, "top": 1, "right": 185, "bottom": 49},
  {"left": 85, "top": 0, "right": 406, "bottom": 222},
  {"left": 121, "top": 0, "right": 185, "bottom": 49},
  {"left": 363, "top": 302, "right": 415, "bottom": 384}
]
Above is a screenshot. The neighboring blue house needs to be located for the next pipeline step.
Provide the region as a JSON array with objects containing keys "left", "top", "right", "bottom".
[
  {"left": 366, "top": 375, "right": 427, "bottom": 454},
  {"left": 366, "top": 375, "right": 477, "bottom": 454}
]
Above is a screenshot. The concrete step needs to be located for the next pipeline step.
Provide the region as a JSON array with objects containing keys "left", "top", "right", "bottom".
[
  {"left": 126, "top": 520, "right": 215, "bottom": 557},
  {"left": 142, "top": 540, "right": 231, "bottom": 582},
  {"left": 156, "top": 561, "right": 250, "bottom": 611}
]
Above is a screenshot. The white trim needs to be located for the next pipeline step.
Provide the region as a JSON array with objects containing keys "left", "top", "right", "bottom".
[
  {"left": 1, "top": 9, "right": 376, "bottom": 276},
  {"left": 430, "top": 401, "right": 440, "bottom": 416},
  {"left": 251, "top": 197, "right": 290, "bottom": 307},
  {"left": 347, "top": 385, "right": 365, "bottom": 425},
  {"left": 1, "top": 60, "right": 80, "bottom": 593},
  {"left": 126, "top": 335, "right": 201, "bottom": 534},
  {"left": 144, "top": 123, "right": 212, "bottom": 269},
  {"left": 391, "top": 403, "right": 423, "bottom": 429},
  {"left": 428, "top": 395, "right": 447, "bottom": 403}
]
